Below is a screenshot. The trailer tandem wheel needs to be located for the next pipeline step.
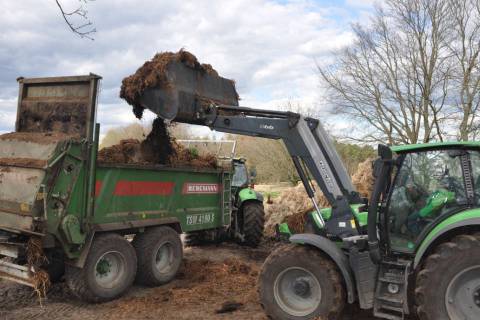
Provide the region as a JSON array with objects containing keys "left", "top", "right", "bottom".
[
  {"left": 65, "top": 233, "right": 137, "bottom": 303},
  {"left": 132, "top": 226, "right": 183, "bottom": 286}
]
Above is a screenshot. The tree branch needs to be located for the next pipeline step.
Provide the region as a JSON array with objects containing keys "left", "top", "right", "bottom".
[{"left": 55, "top": 0, "right": 96, "bottom": 40}]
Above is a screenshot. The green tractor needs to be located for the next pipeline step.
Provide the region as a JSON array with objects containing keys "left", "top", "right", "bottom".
[
  {"left": 262, "top": 143, "right": 480, "bottom": 320},
  {"left": 134, "top": 58, "right": 480, "bottom": 319},
  {"left": 177, "top": 140, "right": 265, "bottom": 247},
  {"left": 230, "top": 158, "right": 265, "bottom": 246}
]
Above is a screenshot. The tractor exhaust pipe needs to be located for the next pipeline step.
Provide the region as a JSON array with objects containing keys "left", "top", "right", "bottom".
[{"left": 368, "top": 145, "right": 393, "bottom": 263}]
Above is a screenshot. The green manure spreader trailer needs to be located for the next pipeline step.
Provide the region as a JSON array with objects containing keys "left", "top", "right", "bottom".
[{"left": 0, "top": 74, "right": 264, "bottom": 302}]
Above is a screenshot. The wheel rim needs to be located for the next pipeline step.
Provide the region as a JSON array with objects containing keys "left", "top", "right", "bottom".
[
  {"left": 94, "top": 251, "right": 126, "bottom": 289},
  {"left": 445, "top": 265, "right": 480, "bottom": 320},
  {"left": 155, "top": 241, "right": 174, "bottom": 274},
  {"left": 273, "top": 267, "right": 322, "bottom": 317}
]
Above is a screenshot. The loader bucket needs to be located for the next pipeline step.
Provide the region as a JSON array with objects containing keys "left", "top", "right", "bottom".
[{"left": 138, "top": 61, "right": 239, "bottom": 124}]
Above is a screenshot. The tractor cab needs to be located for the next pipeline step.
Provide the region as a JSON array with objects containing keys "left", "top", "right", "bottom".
[
  {"left": 361, "top": 142, "right": 480, "bottom": 319},
  {"left": 232, "top": 157, "right": 255, "bottom": 188},
  {"left": 230, "top": 157, "right": 262, "bottom": 207},
  {"left": 377, "top": 142, "right": 480, "bottom": 255}
]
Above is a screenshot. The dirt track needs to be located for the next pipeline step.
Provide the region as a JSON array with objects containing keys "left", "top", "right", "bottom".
[{"left": 0, "top": 242, "right": 380, "bottom": 320}]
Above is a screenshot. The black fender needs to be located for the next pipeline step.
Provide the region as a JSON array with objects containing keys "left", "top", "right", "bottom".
[
  {"left": 290, "top": 233, "right": 356, "bottom": 303},
  {"left": 67, "top": 231, "right": 95, "bottom": 268}
]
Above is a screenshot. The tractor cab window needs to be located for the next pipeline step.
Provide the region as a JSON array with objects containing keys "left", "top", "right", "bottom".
[
  {"left": 232, "top": 162, "right": 248, "bottom": 187},
  {"left": 387, "top": 149, "right": 467, "bottom": 252}
]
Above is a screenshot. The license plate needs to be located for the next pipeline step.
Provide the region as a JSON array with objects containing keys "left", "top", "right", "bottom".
[{"left": 186, "top": 213, "right": 215, "bottom": 225}]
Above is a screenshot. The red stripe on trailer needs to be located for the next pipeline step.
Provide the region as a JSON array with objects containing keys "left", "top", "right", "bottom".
[
  {"left": 113, "top": 181, "right": 174, "bottom": 196},
  {"left": 95, "top": 181, "right": 103, "bottom": 197}
]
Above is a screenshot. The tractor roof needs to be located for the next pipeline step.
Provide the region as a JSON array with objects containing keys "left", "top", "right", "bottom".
[{"left": 391, "top": 141, "right": 480, "bottom": 153}]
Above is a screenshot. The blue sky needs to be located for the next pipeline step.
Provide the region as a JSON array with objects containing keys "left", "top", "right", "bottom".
[{"left": 0, "top": 0, "right": 377, "bottom": 137}]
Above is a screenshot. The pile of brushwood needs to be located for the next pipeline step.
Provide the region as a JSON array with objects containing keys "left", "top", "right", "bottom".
[{"left": 264, "top": 158, "right": 375, "bottom": 235}]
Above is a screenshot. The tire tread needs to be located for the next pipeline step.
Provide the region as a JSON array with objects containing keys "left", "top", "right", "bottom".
[
  {"left": 132, "top": 226, "right": 182, "bottom": 286},
  {"left": 415, "top": 233, "right": 480, "bottom": 320},
  {"left": 242, "top": 202, "right": 265, "bottom": 247},
  {"left": 65, "top": 233, "right": 136, "bottom": 303},
  {"left": 259, "top": 244, "right": 345, "bottom": 320}
]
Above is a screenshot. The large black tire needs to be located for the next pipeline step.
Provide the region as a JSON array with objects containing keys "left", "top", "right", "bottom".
[
  {"left": 415, "top": 234, "right": 480, "bottom": 320},
  {"left": 259, "top": 244, "right": 345, "bottom": 320},
  {"left": 240, "top": 201, "right": 265, "bottom": 247},
  {"left": 65, "top": 233, "right": 137, "bottom": 303},
  {"left": 132, "top": 226, "right": 183, "bottom": 286},
  {"left": 43, "top": 249, "right": 65, "bottom": 283}
]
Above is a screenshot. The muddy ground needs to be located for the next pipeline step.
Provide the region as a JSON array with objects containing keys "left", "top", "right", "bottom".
[{"left": 0, "top": 242, "right": 380, "bottom": 320}]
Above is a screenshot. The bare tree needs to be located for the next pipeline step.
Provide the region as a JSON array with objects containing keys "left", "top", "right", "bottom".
[
  {"left": 320, "top": 0, "right": 480, "bottom": 144},
  {"left": 55, "top": 0, "right": 96, "bottom": 40},
  {"left": 448, "top": 0, "right": 480, "bottom": 140}
]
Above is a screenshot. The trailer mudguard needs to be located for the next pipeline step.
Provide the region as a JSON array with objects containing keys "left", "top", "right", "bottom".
[
  {"left": 68, "top": 232, "right": 95, "bottom": 268},
  {"left": 290, "top": 233, "right": 356, "bottom": 303},
  {"left": 414, "top": 209, "right": 480, "bottom": 268}
]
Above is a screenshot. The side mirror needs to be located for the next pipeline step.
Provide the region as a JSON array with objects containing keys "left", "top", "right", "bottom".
[{"left": 249, "top": 168, "right": 257, "bottom": 178}]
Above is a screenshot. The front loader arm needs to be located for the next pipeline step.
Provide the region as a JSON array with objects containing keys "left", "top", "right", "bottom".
[
  {"left": 136, "top": 60, "right": 361, "bottom": 235},
  {"left": 187, "top": 103, "right": 362, "bottom": 235},
  {"left": 204, "top": 105, "right": 356, "bottom": 201}
]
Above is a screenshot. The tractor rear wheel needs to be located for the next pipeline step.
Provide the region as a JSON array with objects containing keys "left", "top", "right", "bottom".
[
  {"left": 415, "top": 234, "right": 480, "bottom": 320},
  {"left": 132, "top": 226, "right": 183, "bottom": 286},
  {"left": 65, "top": 233, "right": 137, "bottom": 303},
  {"left": 259, "top": 244, "right": 345, "bottom": 320},
  {"left": 239, "top": 201, "right": 265, "bottom": 247}
]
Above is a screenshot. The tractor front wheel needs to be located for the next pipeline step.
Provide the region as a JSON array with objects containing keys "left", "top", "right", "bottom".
[
  {"left": 259, "top": 244, "right": 345, "bottom": 320},
  {"left": 415, "top": 234, "right": 480, "bottom": 320}
]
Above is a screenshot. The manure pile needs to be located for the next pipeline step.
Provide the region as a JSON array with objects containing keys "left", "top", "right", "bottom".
[
  {"left": 97, "top": 118, "right": 177, "bottom": 166},
  {"left": 264, "top": 158, "right": 375, "bottom": 235},
  {"left": 99, "top": 50, "right": 224, "bottom": 169}
]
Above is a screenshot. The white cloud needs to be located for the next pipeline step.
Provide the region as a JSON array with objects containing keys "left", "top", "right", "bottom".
[
  {"left": 345, "top": 0, "right": 379, "bottom": 7},
  {"left": 0, "top": 98, "right": 17, "bottom": 133},
  {"left": 0, "top": 0, "right": 362, "bottom": 133}
]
